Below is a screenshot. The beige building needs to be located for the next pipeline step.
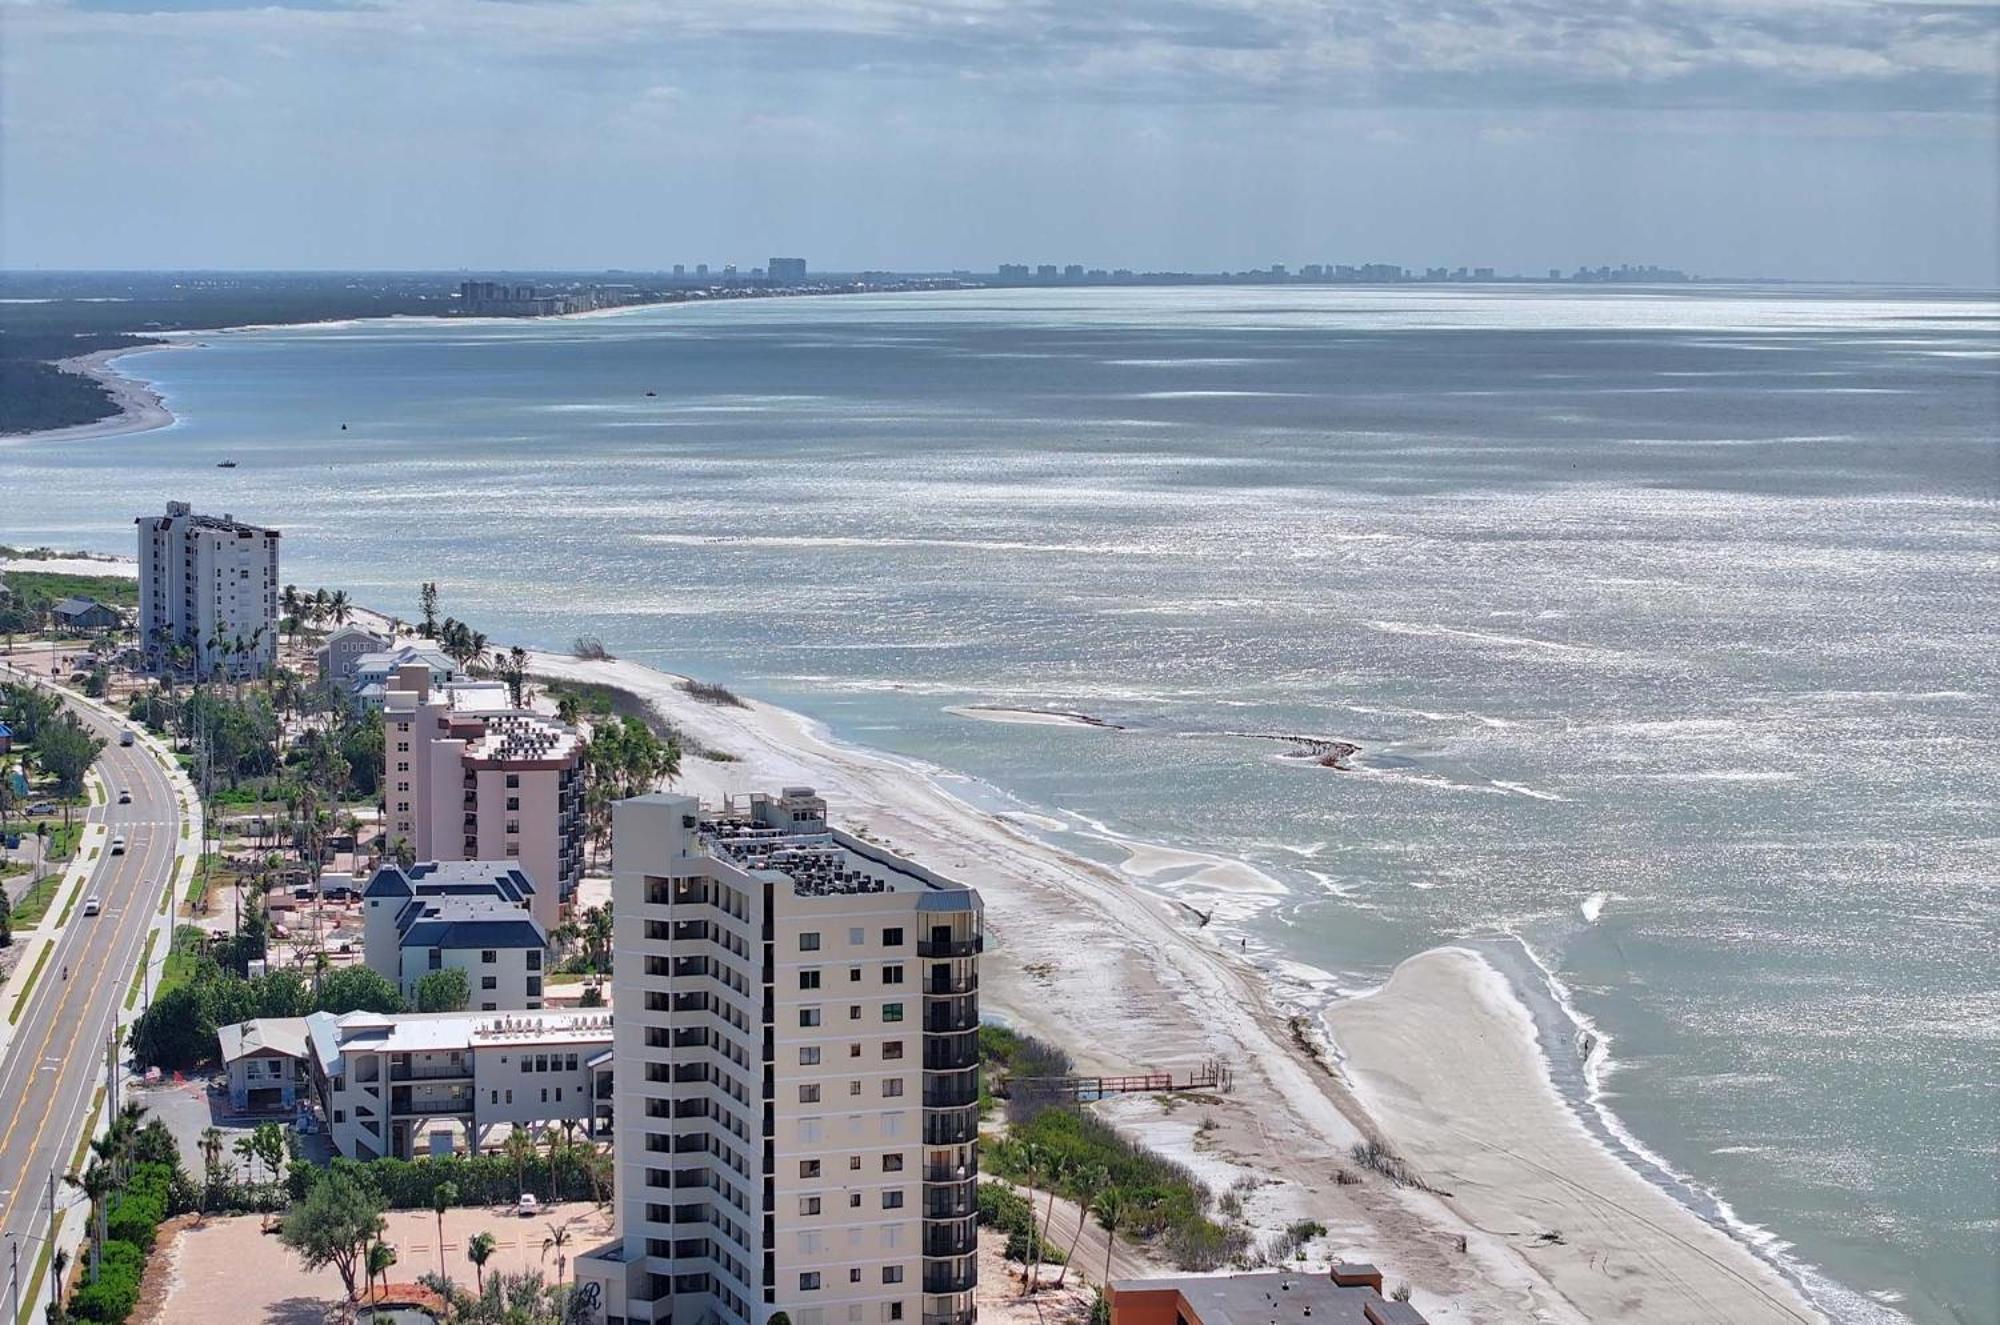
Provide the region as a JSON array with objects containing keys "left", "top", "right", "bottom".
[
  {"left": 135, "top": 501, "right": 280, "bottom": 679},
  {"left": 383, "top": 664, "right": 584, "bottom": 931},
  {"left": 576, "top": 788, "right": 983, "bottom": 1325}
]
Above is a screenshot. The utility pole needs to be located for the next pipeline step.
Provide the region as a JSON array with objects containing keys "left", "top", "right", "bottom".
[
  {"left": 47, "top": 1169, "right": 57, "bottom": 1315},
  {"left": 11, "top": 1233, "right": 22, "bottom": 1325},
  {"left": 106, "top": 1030, "right": 118, "bottom": 1120}
]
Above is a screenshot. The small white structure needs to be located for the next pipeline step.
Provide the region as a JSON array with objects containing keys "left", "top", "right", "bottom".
[{"left": 361, "top": 861, "right": 549, "bottom": 1010}]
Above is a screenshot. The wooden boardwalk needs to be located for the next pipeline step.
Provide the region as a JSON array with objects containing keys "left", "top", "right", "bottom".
[{"left": 1002, "top": 1058, "right": 1232, "bottom": 1102}]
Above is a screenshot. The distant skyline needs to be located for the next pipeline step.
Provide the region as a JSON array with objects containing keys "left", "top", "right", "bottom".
[{"left": 3, "top": 0, "right": 1995, "bottom": 285}]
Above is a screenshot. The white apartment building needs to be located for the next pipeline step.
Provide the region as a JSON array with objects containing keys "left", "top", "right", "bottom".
[
  {"left": 383, "top": 664, "right": 585, "bottom": 931},
  {"left": 136, "top": 501, "right": 281, "bottom": 679},
  {"left": 576, "top": 788, "right": 983, "bottom": 1325},
  {"left": 302, "top": 1007, "right": 614, "bottom": 1161},
  {"left": 361, "top": 861, "right": 550, "bottom": 1011}
]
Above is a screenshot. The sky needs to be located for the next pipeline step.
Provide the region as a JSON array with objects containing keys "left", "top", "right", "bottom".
[{"left": 2, "top": 0, "right": 1996, "bottom": 282}]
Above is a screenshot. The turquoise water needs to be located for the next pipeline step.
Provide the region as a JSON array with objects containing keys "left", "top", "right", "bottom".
[{"left": 2, "top": 286, "right": 1993, "bottom": 1321}]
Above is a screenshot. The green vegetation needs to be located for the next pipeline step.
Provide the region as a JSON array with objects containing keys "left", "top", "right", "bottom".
[
  {"left": 5, "top": 870, "right": 62, "bottom": 928},
  {"left": 9, "top": 942, "right": 52, "bottom": 1023},
  {"left": 129, "top": 945, "right": 405, "bottom": 1070},
  {"left": 678, "top": 677, "right": 746, "bottom": 707},
  {"left": 977, "top": 1181, "right": 1066, "bottom": 1267},
  {"left": 64, "top": 1105, "right": 199, "bottom": 1324},
  {"left": 123, "top": 930, "right": 160, "bottom": 1010},
  {"left": 277, "top": 1167, "right": 385, "bottom": 1302},
  {"left": 1, "top": 570, "right": 138, "bottom": 612},
  {"left": 289, "top": 1139, "right": 610, "bottom": 1212},
  {"left": 414, "top": 965, "right": 471, "bottom": 1012},
  {"left": 988, "top": 1106, "right": 1253, "bottom": 1273}
]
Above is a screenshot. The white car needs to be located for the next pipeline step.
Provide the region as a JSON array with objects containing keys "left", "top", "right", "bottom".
[
  {"left": 117, "top": 789, "right": 132, "bottom": 805},
  {"left": 109, "top": 836, "right": 126, "bottom": 855},
  {"left": 517, "top": 1193, "right": 540, "bottom": 1217},
  {"left": 83, "top": 896, "right": 102, "bottom": 916}
]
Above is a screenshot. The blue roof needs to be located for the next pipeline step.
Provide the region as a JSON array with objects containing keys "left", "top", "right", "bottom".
[
  {"left": 362, "top": 865, "right": 415, "bottom": 899},
  {"left": 400, "top": 918, "right": 547, "bottom": 950},
  {"left": 0, "top": 721, "right": 12, "bottom": 737}
]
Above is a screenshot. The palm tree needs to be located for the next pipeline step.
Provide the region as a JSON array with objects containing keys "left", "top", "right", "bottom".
[
  {"left": 1033, "top": 1154, "right": 1070, "bottom": 1294},
  {"left": 505, "top": 1127, "right": 539, "bottom": 1201},
  {"left": 541, "top": 1219, "right": 574, "bottom": 1292},
  {"left": 432, "top": 1181, "right": 458, "bottom": 1282},
  {"left": 366, "top": 1240, "right": 398, "bottom": 1302},
  {"left": 1053, "top": 1164, "right": 1108, "bottom": 1288},
  {"left": 68, "top": 1163, "right": 115, "bottom": 1283},
  {"left": 466, "top": 1231, "right": 497, "bottom": 1292},
  {"left": 50, "top": 1247, "right": 69, "bottom": 1314},
  {"left": 1094, "top": 1189, "right": 1129, "bottom": 1292},
  {"left": 199, "top": 1126, "right": 227, "bottom": 1208},
  {"left": 234, "top": 1132, "right": 261, "bottom": 1187},
  {"left": 327, "top": 589, "right": 351, "bottom": 628},
  {"left": 1015, "top": 1141, "right": 1048, "bottom": 1295}
]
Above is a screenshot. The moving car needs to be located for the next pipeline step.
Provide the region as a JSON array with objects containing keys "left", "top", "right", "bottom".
[
  {"left": 109, "top": 836, "right": 126, "bottom": 854},
  {"left": 83, "top": 896, "right": 102, "bottom": 916},
  {"left": 119, "top": 730, "right": 135, "bottom": 747},
  {"left": 117, "top": 789, "right": 132, "bottom": 805}
]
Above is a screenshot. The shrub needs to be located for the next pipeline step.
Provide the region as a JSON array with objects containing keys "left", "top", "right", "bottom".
[
  {"left": 678, "top": 678, "right": 745, "bottom": 708},
  {"left": 70, "top": 1239, "right": 144, "bottom": 1323}
]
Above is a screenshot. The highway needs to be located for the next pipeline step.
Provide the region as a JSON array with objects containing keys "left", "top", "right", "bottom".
[{"left": 0, "top": 674, "right": 185, "bottom": 1320}]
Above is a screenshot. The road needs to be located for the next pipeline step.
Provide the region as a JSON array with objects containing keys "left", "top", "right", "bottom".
[{"left": 0, "top": 673, "right": 185, "bottom": 1319}]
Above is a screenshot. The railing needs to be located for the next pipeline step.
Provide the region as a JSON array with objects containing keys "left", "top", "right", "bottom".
[
  {"left": 923, "top": 1072, "right": 980, "bottom": 1109},
  {"left": 921, "top": 1184, "right": 977, "bottom": 1220},
  {"left": 927, "top": 974, "right": 977, "bottom": 995},
  {"left": 922, "top": 1218, "right": 978, "bottom": 1258},
  {"left": 395, "top": 1095, "right": 474, "bottom": 1116},
  {"left": 922, "top": 1106, "right": 978, "bottom": 1146},
  {"left": 916, "top": 936, "right": 982, "bottom": 959},
  {"left": 923, "top": 1032, "right": 979, "bottom": 1071},
  {"left": 921, "top": 1262, "right": 977, "bottom": 1295},
  {"left": 922, "top": 1312, "right": 975, "bottom": 1325},
  {"left": 389, "top": 1061, "right": 472, "bottom": 1081}
]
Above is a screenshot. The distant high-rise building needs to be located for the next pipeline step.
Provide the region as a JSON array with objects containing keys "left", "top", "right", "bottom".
[
  {"left": 136, "top": 501, "right": 280, "bottom": 679},
  {"left": 997, "top": 263, "right": 1030, "bottom": 280},
  {"left": 768, "top": 257, "right": 808, "bottom": 282},
  {"left": 673, "top": 264, "right": 686, "bottom": 277},
  {"left": 1036, "top": 264, "right": 1058, "bottom": 279},
  {"left": 1063, "top": 264, "right": 1085, "bottom": 280},
  {"left": 723, "top": 263, "right": 738, "bottom": 277},
  {"left": 696, "top": 263, "right": 710, "bottom": 277}
]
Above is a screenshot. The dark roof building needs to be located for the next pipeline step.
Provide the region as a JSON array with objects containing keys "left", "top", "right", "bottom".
[
  {"left": 52, "top": 596, "right": 123, "bottom": 630},
  {"left": 1108, "top": 1270, "right": 1432, "bottom": 1325}
]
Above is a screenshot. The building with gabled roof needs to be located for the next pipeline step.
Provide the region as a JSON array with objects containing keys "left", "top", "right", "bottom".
[{"left": 362, "top": 860, "right": 549, "bottom": 1011}]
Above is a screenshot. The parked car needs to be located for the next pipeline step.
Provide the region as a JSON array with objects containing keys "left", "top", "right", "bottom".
[
  {"left": 83, "top": 896, "right": 102, "bottom": 916},
  {"left": 517, "top": 1193, "right": 540, "bottom": 1217},
  {"left": 109, "top": 836, "right": 126, "bottom": 855}
]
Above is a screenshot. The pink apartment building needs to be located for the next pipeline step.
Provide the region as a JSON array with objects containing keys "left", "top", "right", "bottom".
[{"left": 382, "top": 663, "right": 584, "bottom": 930}]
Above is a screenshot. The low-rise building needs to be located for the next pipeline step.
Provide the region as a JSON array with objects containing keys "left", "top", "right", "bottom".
[
  {"left": 302, "top": 1007, "right": 614, "bottom": 1161},
  {"left": 316, "top": 624, "right": 393, "bottom": 686},
  {"left": 52, "top": 597, "right": 123, "bottom": 632},
  {"left": 361, "top": 860, "right": 550, "bottom": 1010},
  {"left": 1108, "top": 1269, "right": 1431, "bottom": 1325},
  {"left": 217, "top": 1017, "right": 312, "bottom": 1112},
  {"left": 351, "top": 645, "right": 461, "bottom": 709}
]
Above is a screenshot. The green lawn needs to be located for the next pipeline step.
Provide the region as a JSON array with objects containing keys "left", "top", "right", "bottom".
[
  {"left": 3, "top": 870, "right": 62, "bottom": 927},
  {"left": 2, "top": 570, "right": 139, "bottom": 611}
]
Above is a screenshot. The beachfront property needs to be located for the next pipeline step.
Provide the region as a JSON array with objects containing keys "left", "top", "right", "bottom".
[
  {"left": 1107, "top": 1268, "right": 1430, "bottom": 1325},
  {"left": 136, "top": 500, "right": 280, "bottom": 679},
  {"left": 269, "top": 1007, "right": 617, "bottom": 1160},
  {"left": 574, "top": 787, "right": 984, "bottom": 1325},
  {"left": 362, "top": 860, "right": 550, "bottom": 1011},
  {"left": 315, "top": 623, "right": 392, "bottom": 686},
  {"left": 383, "top": 663, "right": 584, "bottom": 930},
  {"left": 51, "top": 595, "right": 123, "bottom": 632},
  {"left": 349, "top": 643, "right": 460, "bottom": 708}
]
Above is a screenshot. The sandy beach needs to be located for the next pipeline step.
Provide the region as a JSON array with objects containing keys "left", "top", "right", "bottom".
[
  {"left": 522, "top": 650, "right": 1825, "bottom": 1325},
  {"left": 3, "top": 343, "right": 187, "bottom": 443}
]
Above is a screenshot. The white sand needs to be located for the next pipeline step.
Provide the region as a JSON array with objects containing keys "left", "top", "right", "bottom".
[
  {"left": 524, "top": 651, "right": 1825, "bottom": 1325},
  {"left": 0, "top": 555, "right": 138, "bottom": 577},
  {"left": 6, "top": 345, "right": 186, "bottom": 443}
]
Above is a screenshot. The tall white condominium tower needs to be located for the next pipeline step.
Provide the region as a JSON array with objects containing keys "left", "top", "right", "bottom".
[
  {"left": 577, "top": 788, "right": 983, "bottom": 1325},
  {"left": 136, "top": 501, "right": 280, "bottom": 679}
]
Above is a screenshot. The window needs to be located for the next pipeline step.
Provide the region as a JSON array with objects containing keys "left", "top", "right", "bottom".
[
  {"left": 537, "top": 1055, "right": 549, "bottom": 1072},
  {"left": 800, "top": 1008, "right": 821, "bottom": 1028},
  {"left": 799, "top": 932, "right": 821, "bottom": 952},
  {"left": 882, "top": 1190, "right": 904, "bottom": 1210},
  {"left": 799, "top": 1047, "right": 821, "bottom": 1066},
  {"left": 849, "top": 1081, "right": 862, "bottom": 1097},
  {"left": 850, "top": 1268, "right": 863, "bottom": 1285},
  {"left": 566, "top": 1053, "right": 578, "bottom": 1070},
  {"left": 800, "top": 1160, "right": 821, "bottom": 1178},
  {"left": 799, "top": 1197, "right": 822, "bottom": 1216},
  {"left": 799, "top": 970, "right": 821, "bottom": 990},
  {"left": 849, "top": 1193, "right": 862, "bottom": 1208},
  {"left": 882, "top": 1154, "right": 903, "bottom": 1172},
  {"left": 849, "top": 1044, "right": 863, "bottom": 1058},
  {"left": 333, "top": 1110, "right": 345, "bottom": 1123},
  {"left": 800, "top": 1084, "right": 821, "bottom": 1104},
  {"left": 882, "top": 1041, "right": 903, "bottom": 1061},
  {"left": 849, "top": 1155, "right": 862, "bottom": 1171},
  {"left": 882, "top": 1267, "right": 904, "bottom": 1285},
  {"left": 482, "top": 950, "right": 497, "bottom": 963},
  {"left": 799, "top": 1273, "right": 821, "bottom": 1292},
  {"left": 883, "top": 965, "right": 904, "bottom": 985},
  {"left": 504, "top": 1089, "right": 513, "bottom": 1104},
  {"left": 506, "top": 774, "right": 520, "bottom": 789},
  {"left": 849, "top": 1005, "right": 862, "bottom": 1021},
  {"left": 882, "top": 1080, "right": 904, "bottom": 1098},
  {"left": 481, "top": 976, "right": 498, "bottom": 990},
  {"left": 882, "top": 1003, "right": 904, "bottom": 1023},
  {"left": 528, "top": 951, "right": 542, "bottom": 971},
  {"left": 889, "top": 1304, "right": 904, "bottom": 1322},
  {"left": 506, "top": 796, "right": 519, "bottom": 811},
  {"left": 482, "top": 1003, "right": 497, "bottom": 1011},
  {"left": 882, "top": 927, "right": 904, "bottom": 947},
  {"left": 527, "top": 977, "right": 542, "bottom": 997},
  {"left": 541, "top": 1088, "right": 549, "bottom": 1103},
  {"left": 848, "top": 927, "right": 865, "bottom": 945}
]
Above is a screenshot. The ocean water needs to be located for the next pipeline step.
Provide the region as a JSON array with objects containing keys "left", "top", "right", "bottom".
[{"left": 3, "top": 286, "right": 1995, "bottom": 1321}]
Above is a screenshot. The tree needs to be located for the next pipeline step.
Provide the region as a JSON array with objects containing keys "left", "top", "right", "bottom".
[
  {"left": 419, "top": 582, "right": 439, "bottom": 638},
  {"left": 466, "top": 1230, "right": 497, "bottom": 1292},
  {"left": 199, "top": 1127, "right": 228, "bottom": 1208},
  {"left": 279, "top": 1167, "right": 386, "bottom": 1301},
  {"left": 1016, "top": 1141, "right": 1048, "bottom": 1295},
  {"left": 504, "top": 1128, "right": 539, "bottom": 1200},
  {"left": 541, "top": 1219, "right": 575, "bottom": 1292},
  {"left": 1053, "top": 1164, "right": 1108, "bottom": 1288},
  {"left": 415, "top": 966, "right": 471, "bottom": 1013},
  {"left": 366, "top": 1240, "right": 398, "bottom": 1302},
  {"left": 1094, "top": 1189, "right": 1128, "bottom": 1293},
  {"left": 67, "top": 1163, "right": 115, "bottom": 1283},
  {"left": 432, "top": 1181, "right": 459, "bottom": 1283},
  {"left": 315, "top": 964, "right": 405, "bottom": 1014},
  {"left": 34, "top": 712, "right": 104, "bottom": 797}
]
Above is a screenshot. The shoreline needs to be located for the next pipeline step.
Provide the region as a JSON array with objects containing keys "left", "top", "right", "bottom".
[
  {"left": 515, "top": 647, "right": 1829, "bottom": 1325},
  {"left": 1, "top": 342, "right": 190, "bottom": 444}
]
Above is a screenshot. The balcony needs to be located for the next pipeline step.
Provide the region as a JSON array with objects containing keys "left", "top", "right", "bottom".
[
  {"left": 393, "top": 1093, "right": 474, "bottom": 1116},
  {"left": 922, "top": 1183, "right": 977, "bottom": 1220},
  {"left": 923, "top": 1071, "right": 980, "bottom": 1109},
  {"left": 923, "top": 1313, "right": 975, "bottom": 1325},
  {"left": 922, "top": 1032, "right": 978, "bottom": 1071},
  {"left": 917, "top": 935, "right": 982, "bottom": 959},
  {"left": 927, "top": 973, "right": 978, "bottom": 996},
  {"left": 923, "top": 999, "right": 978, "bottom": 1034},
  {"left": 390, "top": 1061, "right": 472, "bottom": 1082},
  {"left": 922, "top": 1261, "right": 977, "bottom": 1295},
  {"left": 922, "top": 1106, "right": 978, "bottom": 1147},
  {"left": 923, "top": 1217, "right": 978, "bottom": 1258}
]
